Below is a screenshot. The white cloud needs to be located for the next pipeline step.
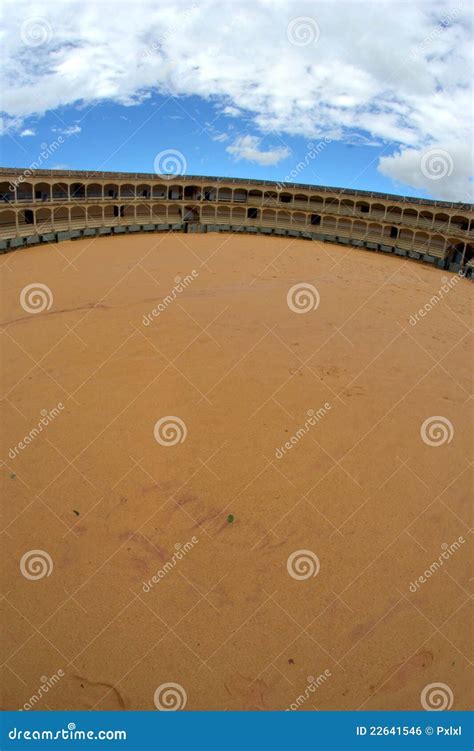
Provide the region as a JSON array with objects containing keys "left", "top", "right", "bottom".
[
  {"left": 51, "top": 124, "right": 81, "bottom": 136},
  {"left": 1, "top": 0, "right": 472, "bottom": 199},
  {"left": 212, "top": 132, "right": 229, "bottom": 143},
  {"left": 20, "top": 128, "right": 35, "bottom": 137},
  {"left": 222, "top": 106, "right": 243, "bottom": 118},
  {"left": 226, "top": 135, "right": 290, "bottom": 166},
  {"left": 379, "top": 142, "right": 473, "bottom": 202}
]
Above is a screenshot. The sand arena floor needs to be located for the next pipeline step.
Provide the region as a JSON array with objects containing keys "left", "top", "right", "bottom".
[{"left": 1, "top": 232, "right": 472, "bottom": 711}]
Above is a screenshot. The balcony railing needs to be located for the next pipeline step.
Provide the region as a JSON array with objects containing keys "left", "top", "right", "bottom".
[{"left": 2, "top": 193, "right": 472, "bottom": 242}]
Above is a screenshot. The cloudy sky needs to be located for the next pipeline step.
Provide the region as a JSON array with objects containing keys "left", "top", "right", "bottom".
[{"left": 1, "top": 0, "right": 472, "bottom": 201}]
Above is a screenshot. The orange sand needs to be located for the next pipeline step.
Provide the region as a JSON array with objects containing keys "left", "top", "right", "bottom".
[{"left": 1, "top": 232, "right": 472, "bottom": 711}]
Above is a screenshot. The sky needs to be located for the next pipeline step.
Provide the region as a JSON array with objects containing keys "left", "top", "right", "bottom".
[{"left": 1, "top": 0, "right": 473, "bottom": 202}]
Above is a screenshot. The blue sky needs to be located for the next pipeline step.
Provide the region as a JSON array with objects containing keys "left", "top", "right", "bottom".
[
  {"left": 3, "top": 95, "right": 422, "bottom": 197},
  {"left": 1, "top": 0, "right": 472, "bottom": 202}
]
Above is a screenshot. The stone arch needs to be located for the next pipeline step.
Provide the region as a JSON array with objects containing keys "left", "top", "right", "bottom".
[
  {"left": 167, "top": 203, "right": 182, "bottom": 222},
  {"left": 340, "top": 199, "right": 355, "bottom": 215},
  {"left": 277, "top": 210, "right": 291, "bottom": 226},
  {"left": 249, "top": 189, "right": 263, "bottom": 202},
  {"left": 450, "top": 214, "right": 469, "bottom": 232},
  {"left": 428, "top": 234, "right": 446, "bottom": 258},
  {"left": 87, "top": 205, "right": 103, "bottom": 225},
  {"left": 71, "top": 182, "right": 86, "bottom": 199},
  {"left": 386, "top": 206, "right": 402, "bottom": 223},
  {"left": 232, "top": 206, "right": 246, "bottom": 222},
  {"left": 136, "top": 203, "right": 151, "bottom": 220},
  {"left": 54, "top": 206, "right": 69, "bottom": 230},
  {"left": 151, "top": 203, "right": 167, "bottom": 222},
  {"left": 52, "top": 183, "right": 68, "bottom": 200},
  {"left": 337, "top": 217, "right": 352, "bottom": 237},
  {"left": 86, "top": 183, "right": 102, "bottom": 198},
  {"left": 33, "top": 182, "right": 51, "bottom": 201},
  {"left": 234, "top": 189, "right": 248, "bottom": 203},
  {"left": 291, "top": 211, "right": 306, "bottom": 226},
  {"left": 35, "top": 207, "right": 52, "bottom": 232},
  {"left": 202, "top": 186, "right": 217, "bottom": 201},
  {"left": 0, "top": 208, "right": 16, "bottom": 234},
  {"left": 433, "top": 212, "right": 449, "bottom": 231},
  {"left": 217, "top": 187, "right": 232, "bottom": 202},
  {"left": 16, "top": 182, "right": 34, "bottom": 201},
  {"left": 413, "top": 231, "right": 429, "bottom": 254},
  {"left": 70, "top": 206, "right": 86, "bottom": 228},
  {"left": 355, "top": 200, "right": 370, "bottom": 215},
  {"left": 371, "top": 203, "right": 385, "bottom": 220},
  {"left": 262, "top": 209, "right": 276, "bottom": 224},
  {"left": 217, "top": 205, "right": 231, "bottom": 220},
  {"left": 104, "top": 183, "right": 119, "bottom": 199},
  {"left": 137, "top": 183, "right": 152, "bottom": 198},
  {"left": 168, "top": 184, "right": 183, "bottom": 200},
  {"left": 152, "top": 184, "right": 167, "bottom": 199},
  {"left": 201, "top": 205, "right": 215, "bottom": 220}
]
